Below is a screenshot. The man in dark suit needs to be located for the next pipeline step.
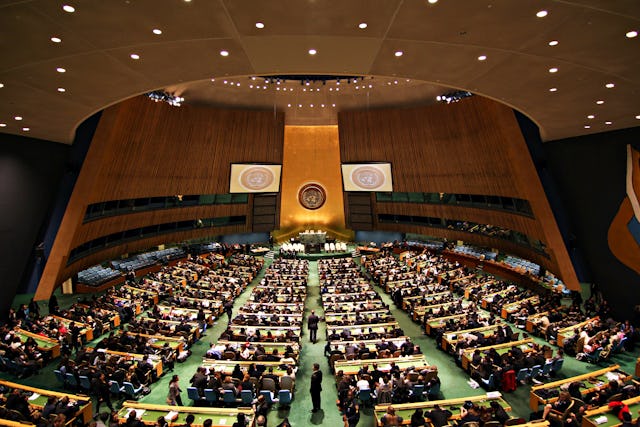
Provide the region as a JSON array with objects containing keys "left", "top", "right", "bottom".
[
  {"left": 310, "top": 363, "right": 323, "bottom": 412},
  {"left": 308, "top": 311, "right": 319, "bottom": 344},
  {"left": 426, "top": 404, "right": 452, "bottom": 427}
]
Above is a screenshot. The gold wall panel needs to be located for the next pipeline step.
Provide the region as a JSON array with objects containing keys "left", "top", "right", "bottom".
[{"left": 278, "top": 126, "right": 347, "bottom": 240}]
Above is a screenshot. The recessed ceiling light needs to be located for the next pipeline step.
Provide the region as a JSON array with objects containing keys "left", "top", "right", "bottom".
[
  {"left": 130, "top": 53, "right": 140, "bottom": 60},
  {"left": 548, "top": 40, "right": 558, "bottom": 46},
  {"left": 605, "top": 121, "right": 612, "bottom": 125},
  {"left": 14, "top": 116, "right": 22, "bottom": 121},
  {"left": 587, "top": 115, "right": 595, "bottom": 119},
  {"left": 605, "top": 83, "right": 615, "bottom": 88},
  {"left": 298, "top": 104, "right": 302, "bottom": 108},
  {"left": 22, "top": 127, "right": 30, "bottom": 132},
  {"left": 549, "top": 87, "right": 557, "bottom": 92},
  {"left": 394, "top": 51, "right": 403, "bottom": 57},
  {"left": 0, "top": 83, "right": 4, "bottom": 88},
  {"left": 51, "top": 37, "right": 62, "bottom": 43},
  {"left": 626, "top": 30, "right": 638, "bottom": 38},
  {"left": 477, "top": 55, "right": 487, "bottom": 61},
  {"left": 56, "top": 67, "right": 66, "bottom": 73},
  {"left": 0, "top": 124, "right": 6, "bottom": 127},
  {"left": 358, "top": 23, "right": 367, "bottom": 29},
  {"left": 332, "top": 104, "right": 336, "bottom": 107},
  {"left": 57, "top": 87, "right": 66, "bottom": 92},
  {"left": 536, "top": 10, "right": 548, "bottom": 18},
  {"left": 596, "top": 100, "right": 604, "bottom": 105},
  {"left": 255, "top": 22, "right": 265, "bottom": 29},
  {"left": 152, "top": 29, "right": 162, "bottom": 35},
  {"left": 548, "top": 67, "right": 558, "bottom": 73},
  {"left": 220, "top": 50, "right": 229, "bottom": 57},
  {"left": 428, "top": 0, "right": 438, "bottom": 4},
  {"left": 584, "top": 125, "right": 591, "bottom": 129},
  {"left": 636, "top": 115, "right": 640, "bottom": 119},
  {"left": 308, "top": 49, "right": 317, "bottom": 55},
  {"left": 62, "top": 5, "right": 75, "bottom": 13}
]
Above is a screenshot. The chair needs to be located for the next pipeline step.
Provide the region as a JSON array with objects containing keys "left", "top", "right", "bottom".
[
  {"left": 279, "top": 376, "right": 294, "bottom": 392},
  {"left": 516, "top": 368, "right": 530, "bottom": 384},
  {"left": 426, "top": 381, "right": 441, "bottom": 401},
  {"left": 261, "top": 377, "right": 276, "bottom": 393},
  {"left": 551, "top": 358, "right": 564, "bottom": 376},
  {"left": 222, "top": 390, "right": 237, "bottom": 406},
  {"left": 411, "top": 384, "right": 425, "bottom": 401},
  {"left": 187, "top": 387, "right": 205, "bottom": 405},
  {"left": 109, "top": 380, "right": 124, "bottom": 398},
  {"left": 357, "top": 388, "right": 372, "bottom": 407},
  {"left": 584, "top": 348, "right": 602, "bottom": 364},
  {"left": 260, "top": 390, "right": 276, "bottom": 405},
  {"left": 123, "top": 381, "right": 144, "bottom": 399},
  {"left": 65, "top": 373, "right": 78, "bottom": 389},
  {"left": 204, "top": 389, "right": 219, "bottom": 405},
  {"left": 529, "top": 365, "right": 542, "bottom": 384},
  {"left": 480, "top": 374, "right": 495, "bottom": 391},
  {"left": 79, "top": 375, "right": 92, "bottom": 393},
  {"left": 278, "top": 390, "right": 292, "bottom": 408},
  {"left": 54, "top": 370, "right": 67, "bottom": 387},
  {"left": 240, "top": 389, "right": 254, "bottom": 405},
  {"left": 541, "top": 362, "right": 554, "bottom": 378}
]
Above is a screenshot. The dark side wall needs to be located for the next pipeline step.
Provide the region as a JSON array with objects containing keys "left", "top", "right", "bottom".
[
  {"left": 0, "top": 133, "right": 70, "bottom": 317},
  {"left": 543, "top": 126, "right": 640, "bottom": 321}
]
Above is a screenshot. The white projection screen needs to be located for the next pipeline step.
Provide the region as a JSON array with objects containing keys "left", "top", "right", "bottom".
[
  {"left": 229, "top": 164, "right": 282, "bottom": 193},
  {"left": 342, "top": 163, "right": 393, "bottom": 192}
]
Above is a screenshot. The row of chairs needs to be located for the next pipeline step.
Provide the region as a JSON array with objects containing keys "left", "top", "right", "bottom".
[
  {"left": 477, "top": 359, "right": 565, "bottom": 392},
  {"left": 0, "top": 355, "right": 33, "bottom": 378},
  {"left": 187, "top": 387, "right": 292, "bottom": 408},
  {"left": 355, "top": 382, "right": 441, "bottom": 408},
  {"left": 53, "top": 370, "right": 145, "bottom": 400}
]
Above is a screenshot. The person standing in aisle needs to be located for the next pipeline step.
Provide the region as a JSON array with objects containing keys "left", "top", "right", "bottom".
[
  {"left": 308, "top": 310, "right": 319, "bottom": 344},
  {"left": 167, "top": 375, "right": 183, "bottom": 406},
  {"left": 310, "top": 363, "right": 323, "bottom": 412}
]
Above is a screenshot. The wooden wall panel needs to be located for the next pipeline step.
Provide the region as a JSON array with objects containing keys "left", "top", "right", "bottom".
[
  {"left": 36, "top": 97, "right": 284, "bottom": 299},
  {"left": 339, "top": 96, "right": 579, "bottom": 290}
]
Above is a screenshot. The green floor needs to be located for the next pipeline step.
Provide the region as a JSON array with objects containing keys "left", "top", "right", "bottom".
[{"left": 7, "top": 259, "right": 640, "bottom": 427}]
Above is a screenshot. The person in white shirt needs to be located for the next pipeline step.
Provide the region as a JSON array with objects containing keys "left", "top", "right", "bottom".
[{"left": 356, "top": 374, "right": 371, "bottom": 391}]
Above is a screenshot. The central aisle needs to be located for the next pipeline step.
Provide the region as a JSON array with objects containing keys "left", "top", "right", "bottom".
[{"left": 288, "top": 260, "right": 343, "bottom": 426}]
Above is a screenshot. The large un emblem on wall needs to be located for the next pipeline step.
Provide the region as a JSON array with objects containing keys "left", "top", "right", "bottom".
[
  {"left": 351, "top": 166, "right": 385, "bottom": 190},
  {"left": 298, "top": 183, "right": 327, "bottom": 210},
  {"left": 239, "top": 166, "right": 275, "bottom": 191}
]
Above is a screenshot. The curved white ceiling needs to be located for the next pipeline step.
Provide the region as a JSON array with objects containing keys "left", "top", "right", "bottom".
[{"left": 0, "top": 0, "right": 638, "bottom": 143}]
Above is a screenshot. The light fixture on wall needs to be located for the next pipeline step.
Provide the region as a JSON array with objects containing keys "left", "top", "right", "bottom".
[
  {"left": 436, "top": 90, "right": 473, "bottom": 104},
  {"left": 147, "top": 91, "right": 184, "bottom": 107}
]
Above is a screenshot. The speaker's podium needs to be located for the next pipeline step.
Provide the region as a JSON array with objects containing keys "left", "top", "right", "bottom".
[{"left": 305, "top": 243, "right": 322, "bottom": 253}]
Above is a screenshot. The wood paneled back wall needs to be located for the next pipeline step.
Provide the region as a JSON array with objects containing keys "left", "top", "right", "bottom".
[
  {"left": 338, "top": 96, "right": 579, "bottom": 290},
  {"left": 36, "top": 96, "right": 284, "bottom": 299}
]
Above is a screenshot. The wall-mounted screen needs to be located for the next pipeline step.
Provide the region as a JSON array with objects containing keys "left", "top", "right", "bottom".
[
  {"left": 342, "top": 163, "right": 393, "bottom": 192},
  {"left": 230, "top": 164, "right": 282, "bottom": 193}
]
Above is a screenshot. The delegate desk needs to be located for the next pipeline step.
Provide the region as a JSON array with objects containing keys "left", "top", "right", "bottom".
[
  {"left": 139, "top": 317, "right": 201, "bottom": 342},
  {"left": 461, "top": 339, "right": 534, "bottom": 370},
  {"left": 201, "top": 359, "right": 290, "bottom": 376},
  {"left": 441, "top": 325, "right": 513, "bottom": 353},
  {"left": 49, "top": 316, "right": 94, "bottom": 341},
  {"left": 501, "top": 296, "right": 539, "bottom": 320},
  {"left": 123, "top": 285, "right": 160, "bottom": 304},
  {"left": 424, "top": 312, "right": 490, "bottom": 336},
  {"left": 76, "top": 304, "right": 121, "bottom": 328},
  {"left": 156, "top": 305, "right": 214, "bottom": 325},
  {"left": 413, "top": 300, "right": 473, "bottom": 322},
  {"left": 526, "top": 312, "right": 549, "bottom": 333},
  {"left": 86, "top": 348, "right": 164, "bottom": 378},
  {"left": 116, "top": 331, "right": 185, "bottom": 353},
  {"left": 326, "top": 322, "right": 400, "bottom": 338},
  {"left": 215, "top": 340, "right": 299, "bottom": 358},
  {"left": 557, "top": 317, "right": 600, "bottom": 348},
  {"left": 529, "top": 365, "right": 634, "bottom": 411},
  {"left": 325, "top": 309, "right": 390, "bottom": 324},
  {"left": 583, "top": 395, "right": 640, "bottom": 427},
  {"left": 0, "top": 379, "right": 92, "bottom": 424},
  {"left": 16, "top": 329, "right": 60, "bottom": 359},
  {"left": 228, "top": 325, "right": 300, "bottom": 341},
  {"left": 111, "top": 296, "right": 143, "bottom": 315},
  {"left": 333, "top": 355, "right": 431, "bottom": 377},
  {"left": 118, "top": 401, "right": 254, "bottom": 427},
  {"left": 329, "top": 337, "right": 410, "bottom": 355},
  {"left": 373, "top": 393, "right": 511, "bottom": 426},
  {"left": 402, "top": 291, "right": 451, "bottom": 311}
]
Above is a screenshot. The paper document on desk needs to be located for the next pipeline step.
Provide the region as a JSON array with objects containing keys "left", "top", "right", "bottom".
[
  {"left": 594, "top": 416, "right": 608, "bottom": 425},
  {"left": 164, "top": 411, "right": 178, "bottom": 422},
  {"left": 28, "top": 393, "right": 40, "bottom": 401},
  {"left": 126, "top": 409, "right": 145, "bottom": 419}
]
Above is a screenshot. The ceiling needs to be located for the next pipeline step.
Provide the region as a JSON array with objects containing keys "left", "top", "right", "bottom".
[{"left": 1, "top": 0, "right": 639, "bottom": 144}]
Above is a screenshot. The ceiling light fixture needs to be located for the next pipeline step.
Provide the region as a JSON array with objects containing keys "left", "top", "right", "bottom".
[
  {"left": 130, "top": 53, "right": 140, "bottom": 60},
  {"left": 626, "top": 30, "right": 638, "bottom": 38},
  {"left": 478, "top": 55, "right": 487, "bottom": 61},
  {"left": 255, "top": 22, "right": 265, "bottom": 29},
  {"left": 536, "top": 10, "right": 548, "bottom": 18},
  {"left": 308, "top": 49, "right": 317, "bottom": 55},
  {"left": 14, "top": 116, "right": 23, "bottom": 121},
  {"left": 428, "top": 0, "right": 438, "bottom": 4},
  {"left": 596, "top": 100, "right": 604, "bottom": 105},
  {"left": 51, "top": 37, "right": 62, "bottom": 43},
  {"left": 359, "top": 23, "right": 367, "bottom": 29},
  {"left": 436, "top": 90, "right": 473, "bottom": 104},
  {"left": 605, "top": 121, "right": 612, "bottom": 125},
  {"left": 0, "top": 83, "right": 4, "bottom": 88},
  {"left": 152, "top": 29, "right": 162, "bottom": 35},
  {"left": 549, "top": 87, "right": 557, "bottom": 92},
  {"left": 605, "top": 83, "right": 615, "bottom": 88},
  {"left": 147, "top": 91, "right": 184, "bottom": 107},
  {"left": 57, "top": 87, "right": 66, "bottom": 92},
  {"left": 220, "top": 50, "right": 229, "bottom": 57},
  {"left": 56, "top": 67, "right": 66, "bottom": 73},
  {"left": 587, "top": 115, "right": 595, "bottom": 119},
  {"left": 394, "top": 51, "right": 403, "bottom": 57},
  {"left": 636, "top": 115, "right": 640, "bottom": 119},
  {"left": 548, "top": 40, "right": 558, "bottom": 46},
  {"left": 0, "top": 124, "right": 6, "bottom": 127},
  {"left": 62, "top": 5, "right": 75, "bottom": 13},
  {"left": 584, "top": 125, "right": 591, "bottom": 129},
  {"left": 548, "top": 67, "right": 558, "bottom": 73},
  {"left": 22, "top": 127, "right": 30, "bottom": 132}
]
